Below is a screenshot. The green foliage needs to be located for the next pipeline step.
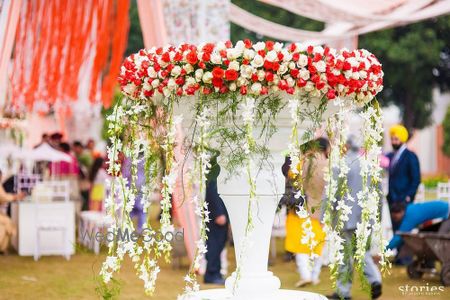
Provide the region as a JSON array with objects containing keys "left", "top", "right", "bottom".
[
  {"left": 359, "top": 16, "right": 450, "bottom": 129},
  {"left": 443, "top": 105, "right": 450, "bottom": 157},
  {"left": 126, "top": 0, "right": 144, "bottom": 56},
  {"left": 422, "top": 174, "right": 449, "bottom": 189}
]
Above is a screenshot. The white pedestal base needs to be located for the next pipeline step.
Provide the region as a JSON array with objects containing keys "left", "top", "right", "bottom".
[{"left": 186, "top": 289, "right": 327, "bottom": 300}]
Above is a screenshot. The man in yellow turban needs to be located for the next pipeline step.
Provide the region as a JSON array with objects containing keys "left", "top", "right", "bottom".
[{"left": 387, "top": 124, "right": 421, "bottom": 228}]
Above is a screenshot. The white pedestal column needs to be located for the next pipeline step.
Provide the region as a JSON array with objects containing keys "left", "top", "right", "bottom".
[{"left": 187, "top": 195, "right": 326, "bottom": 300}]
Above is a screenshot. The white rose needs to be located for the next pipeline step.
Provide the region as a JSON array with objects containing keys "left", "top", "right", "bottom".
[
  {"left": 251, "top": 82, "right": 262, "bottom": 94},
  {"left": 183, "top": 64, "right": 194, "bottom": 74},
  {"left": 359, "top": 70, "right": 367, "bottom": 79},
  {"left": 163, "top": 87, "right": 170, "bottom": 97},
  {"left": 171, "top": 66, "right": 182, "bottom": 77},
  {"left": 257, "top": 70, "right": 265, "bottom": 81},
  {"left": 351, "top": 72, "right": 360, "bottom": 80},
  {"left": 147, "top": 67, "right": 157, "bottom": 78},
  {"left": 332, "top": 69, "right": 341, "bottom": 76},
  {"left": 344, "top": 70, "right": 352, "bottom": 78},
  {"left": 274, "top": 42, "right": 283, "bottom": 51},
  {"left": 299, "top": 69, "right": 310, "bottom": 80},
  {"left": 271, "top": 85, "right": 279, "bottom": 92},
  {"left": 313, "top": 46, "right": 324, "bottom": 55},
  {"left": 286, "top": 77, "right": 295, "bottom": 87},
  {"left": 211, "top": 52, "right": 222, "bottom": 64},
  {"left": 288, "top": 62, "right": 296, "bottom": 69},
  {"left": 277, "top": 64, "right": 288, "bottom": 75},
  {"left": 282, "top": 50, "right": 292, "bottom": 62},
  {"left": 314, "top": 61, "right": 326, "bottom": 73},
  {"left": 185, "top": 77, "right": 196, "bottom": 86},
  {"left": 265, "top": 50, "right": 277, "bottom": 62},
  {"left": 143, "top": 81, "right": 151, "bottom": 91},
  {"left": 195, "top": 69, "right": 204, "bottom": 81},
  {"left": 310, "top": 89, "right": 320, "bottom": 98},
  {"left": 167, "top": 78, "right": 177, "bottom": 90},
  {"left": 240, "top": 65, "right": 254, "bottom": 79},
  {"left": 229, "top": 82, "right": 237, "bottom": 91},
  {"left": 305, "top": 81, "right": 314, "bottom": 92},
  {"left": 151, "top": 79, "right": 160, "bottom": 88},
  {"left": 297, "top": 54, "right": 308, "bottom": 67},
  {"left": 216, "top": 41, "right": 226, "bottom": 51},
  {"left": 235, "top": 41, "right": 245, "bottom": 51},
  {"left": 202, "top": 72, "right": 213, "bottom": 84},
  {"left": 229, "top": 61, "right": 240, "bottom": 71},
  {"left": 237, "top": 77, "right": 247, "bottom": 87},
  {"left": 227, "top": 48, "right": 239, "bottom": 60},
  {"left": 251, "top": 55, "right": 264, "bottom": 68},
  {"left": 337, "top": 84, "right": 345, "bottom": 92},
  {"left": 253, "top": 41, "right": 266, "bottom": 51},
  {"left": 243, "top": 49, "right": 255, "bottom": 60}
]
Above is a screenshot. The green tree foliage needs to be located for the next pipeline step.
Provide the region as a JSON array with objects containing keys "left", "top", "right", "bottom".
[
  {"left": 125, "top": 0, "right": 144, "bottom": 56},
  {"left": 359, "top": 16, "right": 450, "bottom": 130}
]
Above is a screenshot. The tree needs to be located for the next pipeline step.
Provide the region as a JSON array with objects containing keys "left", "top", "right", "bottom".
[
  {"left": 359, "top": 16, "right": 450, "bottom": 130},
  {"left": 125, "top": 0, "right": 144, "bottom": 56}
]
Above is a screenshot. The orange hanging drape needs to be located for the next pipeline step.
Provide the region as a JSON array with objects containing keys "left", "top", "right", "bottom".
[{"left": 10, "top": 0, "right": 130, "bottom": 112}]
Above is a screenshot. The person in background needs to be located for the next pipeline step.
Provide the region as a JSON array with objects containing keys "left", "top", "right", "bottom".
[
  {"left": 89, "top": 157, "right": 109, "bottom": 211},
  {"left": 0, "top": 170, "right": 25, "bottom": 254},
  {"left": 51, "top": 142, "right": 79, "bottom": 176},
  {"left": 387, "top": 201, "right": 449, "bottom": 250},
  {"left": 327, "top": 136, "right": 382, "bottom": 300},
  {"left": 283, "top": 138, "right": 328, "bottom": 288},
  {"left": 86, "top": 139, "right": 101, "bottom": 160},
  {"left": 73, "top": 141, "right": 92, "bottom": 210},
  {"left": 204, "top": 151, "right": 228, "bottom": 285},
  {"left": 49, "top": 132, "right": 63, "bottom": 150},
  {"left": 33, "top": 133, "right": 49, "bottom": 148},
  {"left": 122, "top": 156, "right": 146, "bottom": 233},
  {"left": 387, "top": 125, "right": 421, "bottom": 212}
]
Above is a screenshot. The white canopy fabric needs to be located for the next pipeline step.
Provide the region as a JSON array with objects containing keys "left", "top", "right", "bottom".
[
  {"left": 26, "top": 143, "right": 72, "bottom": 163},
  {"left": 230, "top": 0, "right": 450, "bottom": 46}
]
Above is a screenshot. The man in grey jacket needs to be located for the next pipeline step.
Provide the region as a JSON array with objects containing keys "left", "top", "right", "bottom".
[{"left": 328, "top": 136, "right": 382, "bottom": 300}]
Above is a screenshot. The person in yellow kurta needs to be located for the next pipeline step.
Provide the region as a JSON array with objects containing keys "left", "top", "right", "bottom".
[{"left": 282, "top": 138, "right": 329, "bottom": 287}]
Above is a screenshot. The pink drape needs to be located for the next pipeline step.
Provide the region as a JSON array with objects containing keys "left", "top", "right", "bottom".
[
  {"left": 0, "top": 0, "right": 22, "bottom": 104},
  {"left": 137, "top": 0, "right": 167, "bottom": 48}
]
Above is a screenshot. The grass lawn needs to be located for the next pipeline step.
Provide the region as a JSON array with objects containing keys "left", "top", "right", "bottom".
[{"left": 1, "top": 245, "right": 449, "bottom": 300}]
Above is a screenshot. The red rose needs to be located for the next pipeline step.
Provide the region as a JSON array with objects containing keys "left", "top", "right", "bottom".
[
  {"left": 265, "top": 41, "right": 274, "bottom": 50},
  {"left": 265, "top": 72, "right": 274, "bottom": 82},
  {"left": 198, "top": 61, "right": 206, "bottom": 69},
  {"left": 290, "top": 69, "right": 299, "bottom": 78},
  {"left": 277, "top": 52, "right": 284, "bottom": 61},
  {"left": 212, "top": 77, "right": 223, "bottom": 88},
  {"left": 316, "top": 81, "right": 325, "bottom": 90},
  {"left": 244, "top": 39, "right": 252, "bottom": 49},
  {"left": 176, "top": 87, "right": 183, "bottom": 96},
  {"left": 307, "top": 45, "right": 314, "bottom": 54},
  {"left": 288, "top": 43, "right": 297, "bottom": 52},
  {"left": 175, "top": 77, "right": 185, "bottom": 85},
  {"left": 343, "top": 62, "right": 351, "bottom": 71},
  {"left": 173, "top": 52, "right": 183, "bottom": 62},
  {"left": 186, "top": 51, "right": 198, "bottom": 65},
  {"left": 261, "top": 86, "right": 268, "bottom": 95},
  {"left": 313, "top": 53, "right": 322, "bottom": 63},
  {"left": 240, "top": 85, "right": 247, "bottom": 95},
  {"left": 292, "top": 52, "right": 299, "bottom": 62},
  {"left": 202, "top": 52, "right": 211, "bottom": 62},
  {"left": 161, "top": 52, "right": 171, "bottom": 63},
  {"left": 202, "top": 43, "right": 215, "bottom": 54},
  {"left": 212, "top": 67, "right": 225, "bottom": 79},
  {"left": 225, "top": 69, "right": 238, "bottom": 81},
  {"left": 156, "top": 47, "right": 163, "bottom": 55},
  {"left": 202, "top": 87, "right": 211, "bottom": 95},
  {"left": 251, "top": 74, "right": 258, "bottom": 82},
  {"left": 225, "top": 40, "right": 233, "bottom": 48},
  {"left": 327, "top": 90, "right": 336, "bottom": 100},
  {"left": 297, "top": 78, "right": 307, "bottom": 87}
]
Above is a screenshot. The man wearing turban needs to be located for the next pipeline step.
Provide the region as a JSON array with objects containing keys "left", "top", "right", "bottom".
[{"left": 387, "top": 125, "right": 421, "bottom": 224}]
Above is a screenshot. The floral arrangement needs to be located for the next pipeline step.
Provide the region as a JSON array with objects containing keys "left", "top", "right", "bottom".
[
  {"left": 119, "top": 40, "right": 383, "bottom": 103},
  {"left": 101, "top": 40, "right": 389, "bottom": 298}
]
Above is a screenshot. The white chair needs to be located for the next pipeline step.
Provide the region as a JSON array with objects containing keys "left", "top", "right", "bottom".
[
  {"left": 15, "top": 172, "right": 42, "bottom": 193},
  {"left": 34, "top": 180, "right": 71, "bottom": 261},
  {"left": 78, "top": 185, "right": 112, "bottom": 254},
  {"left": 437, "top": 181, "right": 450, "bottom": 201}
]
